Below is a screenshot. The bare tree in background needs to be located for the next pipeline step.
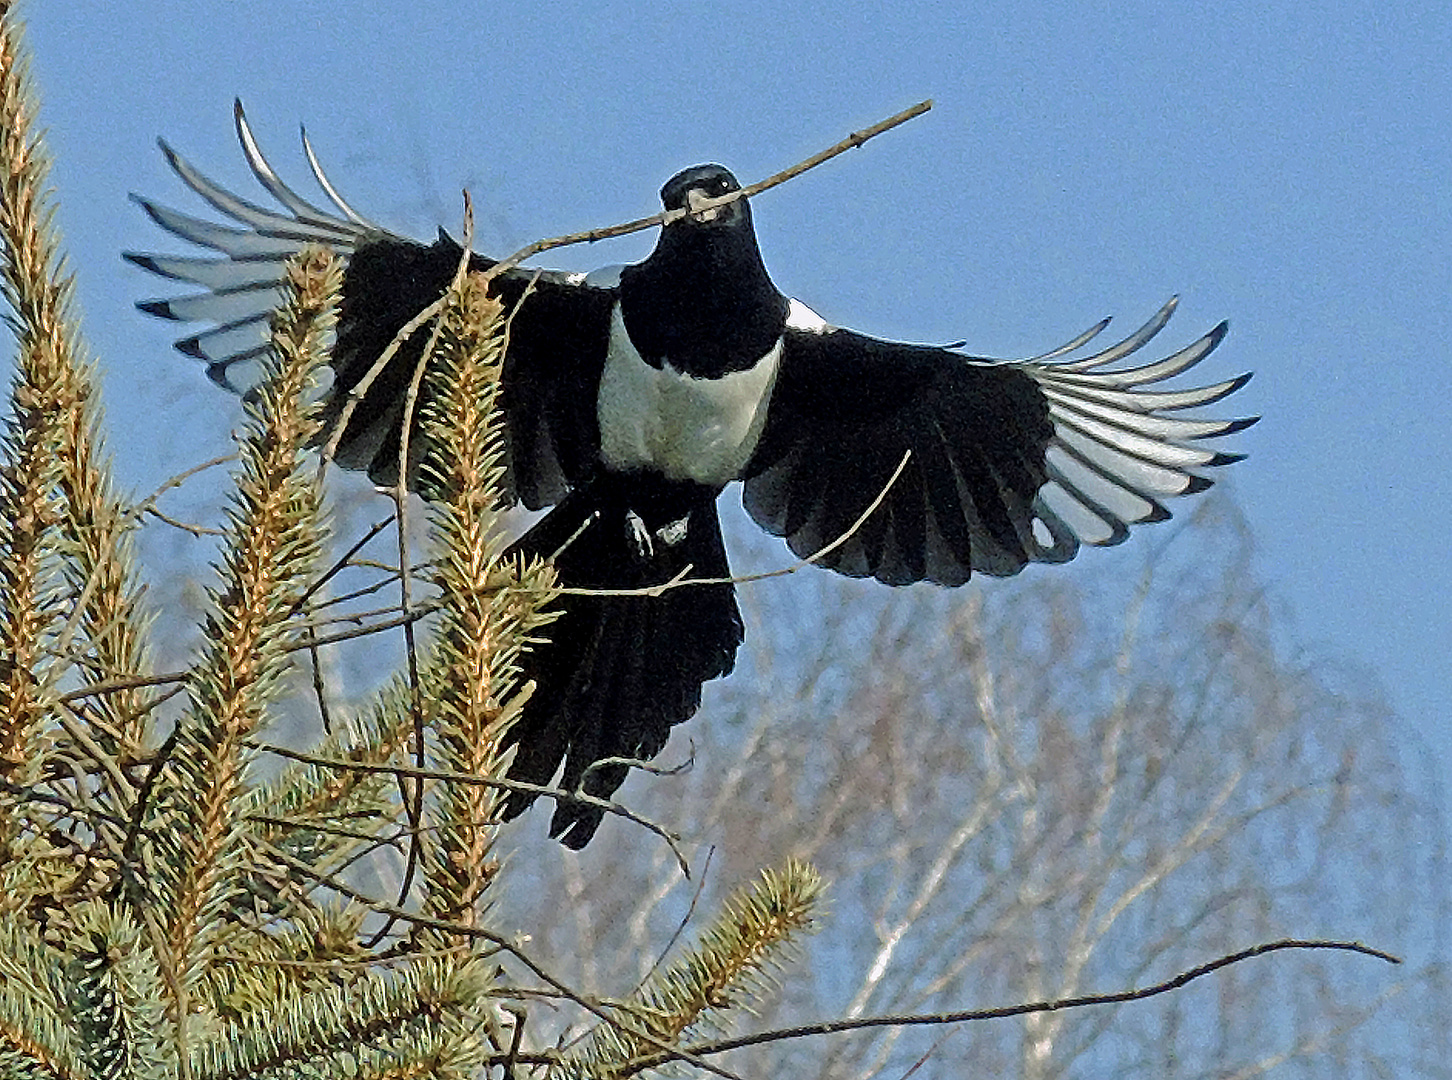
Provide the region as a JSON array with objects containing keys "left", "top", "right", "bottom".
[{"left": 497, "top": 496, "right": 1448, "bottom": 1079}]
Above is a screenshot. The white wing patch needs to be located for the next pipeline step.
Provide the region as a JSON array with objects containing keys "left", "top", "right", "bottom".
[
  {"left": 583, "top": 264, "right": 625, "bottom": 288},
  {"left": 786, "top": 297, "right": 831, "bottom": 333},
  {"left": 597, "top": 303, "right": 781, "bottom": 486}
]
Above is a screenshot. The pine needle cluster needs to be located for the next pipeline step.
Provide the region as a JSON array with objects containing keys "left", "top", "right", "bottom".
[
  {"left": 415, "top": 269, "right": 559, "bottom": 937},
  {"left": 555, "top": 860, "right": 824, "bottom": 1079},
  {"left": 0, "top": 8, "right": 824, "bottom": 1077}
]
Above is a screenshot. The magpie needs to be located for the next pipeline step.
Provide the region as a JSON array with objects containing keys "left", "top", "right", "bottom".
[{"left": 128, "top": 104, "right": 1257, "bottom": 847}]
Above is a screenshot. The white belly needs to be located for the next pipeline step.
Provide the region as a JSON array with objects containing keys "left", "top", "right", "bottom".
[{"left": 597, "top": 303, "right": 781, "bottom": 486}]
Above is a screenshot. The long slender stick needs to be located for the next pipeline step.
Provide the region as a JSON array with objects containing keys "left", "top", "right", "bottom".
[{"left": 482, "top": 99, "right": 933, "bottom": 281}]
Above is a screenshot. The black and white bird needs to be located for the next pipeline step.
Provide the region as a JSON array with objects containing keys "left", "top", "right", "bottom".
[{"left": 129, "top": 104, "right": 1257, "bottom": 847}]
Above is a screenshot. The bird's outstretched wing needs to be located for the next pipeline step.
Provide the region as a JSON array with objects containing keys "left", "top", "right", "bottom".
[
  {"left": 126, "top": 101, "right": 615, "bottom": 508},
  {"left": 744, "top": 298, "right": 1256, "bottom": 586}
]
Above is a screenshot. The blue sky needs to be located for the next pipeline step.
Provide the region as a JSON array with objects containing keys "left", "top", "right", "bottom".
[{"left": 20, "top": 1, "right": 1450, "bottom": 808}]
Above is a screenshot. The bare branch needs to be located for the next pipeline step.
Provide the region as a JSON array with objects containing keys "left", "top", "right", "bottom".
[
  {"left": 124, "top": 452, "right": 236, "bottom": 525},
  {"left": 290, "top": 513, "right": 395, "bottom": 614},
  {"left": 482, "top": 100, "right": 933, "bottom": 280},
  {"left": 660, "top": 940, "right": 1399, "bottom": 1065},
  {"left": 247, "top": 737, "right": 693, "bottom": 874}
]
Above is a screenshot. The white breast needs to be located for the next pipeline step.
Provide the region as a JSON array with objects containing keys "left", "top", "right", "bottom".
[{"left": 597, "top": 303, "right": 781, "bottom": 486}]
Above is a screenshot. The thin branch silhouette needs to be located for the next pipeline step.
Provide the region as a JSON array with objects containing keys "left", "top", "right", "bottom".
[
  {"left": 483, "top": 99, "right": 933, "bottom": 280},
  {"left": 651, "top": 939, "right": 1400, "bottom": 1069},
  {"left": 247, "top": 737, "right": 693, "bottom": 873}
]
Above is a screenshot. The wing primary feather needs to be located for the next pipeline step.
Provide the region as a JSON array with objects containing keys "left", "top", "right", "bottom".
[
  {"left": 132, "top": 195, "right": 335, "bottom": 256},
  {"left": 136, "top": 298, "right": 177, "bottom": 320},
  {"left": 1034, "top": 368, "right": 1254, "bottom": 413},
  {"left": 124, "top": 251, "right": 288, "bottom": 291},
  {"left": 302, "top": 125, "right": 383, "bottom": 230},
  {"left": 1034, "top": 481, "right": 1107, "bottom": 550},
  {"left": 159, "top": 141, "right": 281, "bottom": 227},
  {"left": 138, "top": 283, "right": 285, "bottom": 325},
  {"left": 1051, "top": 400, "right": 1231, "bottom": 467},
  {"left": 1024, "top": 493, "right": 1081, "bottom": 562},
  {"left": 1042, "top": 386, "right": 1252, "bottom": 442},
  {"left": 1036, "top": 321, "right": 1228, "bottom": 389},
  {"left": 1038, "top": 464, "right": 1135, "bottom": 546},
  {"left": 233, "top": 99, "right": 346, "bottom": 228},
  {"left": 1052, "top": 419, "right": 1210, "bottom": 493},
  {"left": 1047, "top": 442, "right": 1172, "bottom": 524},
  {"left": 1020, "top": 315, "right": 1113, "bottom": 363},
  {"left": 1049, "top": 296, "right": 1179, "bottom": 372},
  {"left": 176, "top": 312, "right": 271, "bottom": 363},
  {"left": 157, "top": 138, "right": 355, "bottom": 245},
  {"left": 205, "top": 345, "right": 271, "bottom": 393}
]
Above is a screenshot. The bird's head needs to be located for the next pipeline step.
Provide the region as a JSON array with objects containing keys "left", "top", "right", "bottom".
[{"left": 660, "top": 164, "right": 748, "bottom": 229}]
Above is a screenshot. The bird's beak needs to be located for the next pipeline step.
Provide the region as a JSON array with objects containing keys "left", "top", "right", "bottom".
[{"left": 686, "top": 188, "right": 731, "bottom": 224}]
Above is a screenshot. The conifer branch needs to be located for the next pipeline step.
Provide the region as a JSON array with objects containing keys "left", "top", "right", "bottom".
[
  {"left": 193, "top": 956, "right": 493, "bottom": 1080},
  {"left": 556, "top": 859, "right": 825, "bottom": 1079},
  {"left": 65, "top": 902, "right": 172, "bottom": 1080},
  {"left": 0, "top": 1, "right": 67, "bottom": 789},
  {"left": 416, "top": 267, "right": 559, "bottom": 936},
  {"left": 144, "top": 247, "right": 339, "bottom": 1029},
  {"left": 246, "top": 736, "right": 692, "bottom": 869},
  {"left": 0, "top": 0, "right": 149, "bottom": 780},
  {"left": 238, "top": 679, "right": 415, "bottom": 921},
  {"left": 0, "top": 912, "right": 84, "bottom": 1077}
]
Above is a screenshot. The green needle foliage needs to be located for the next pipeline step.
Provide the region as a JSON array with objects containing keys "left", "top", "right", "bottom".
[
  {"left": 0, "top": 0, "right": 77, "bottom": 788},
  {"left": 414, "top": 268, "right": 559, "bottom": 938},
  {"left": 138, "top": 242, "right": 338, "bottom": 1027},
  {"left": 555, "top": 860, "right": 824, "bottom": 1079},
  {"left": 0, "top": 7, "right": 822, "bottom": 1077}
]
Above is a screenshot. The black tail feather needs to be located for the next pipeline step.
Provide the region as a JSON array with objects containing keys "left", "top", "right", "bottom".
[{"left": 501, "top": 480, "right": 742, "bottom": 848}]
